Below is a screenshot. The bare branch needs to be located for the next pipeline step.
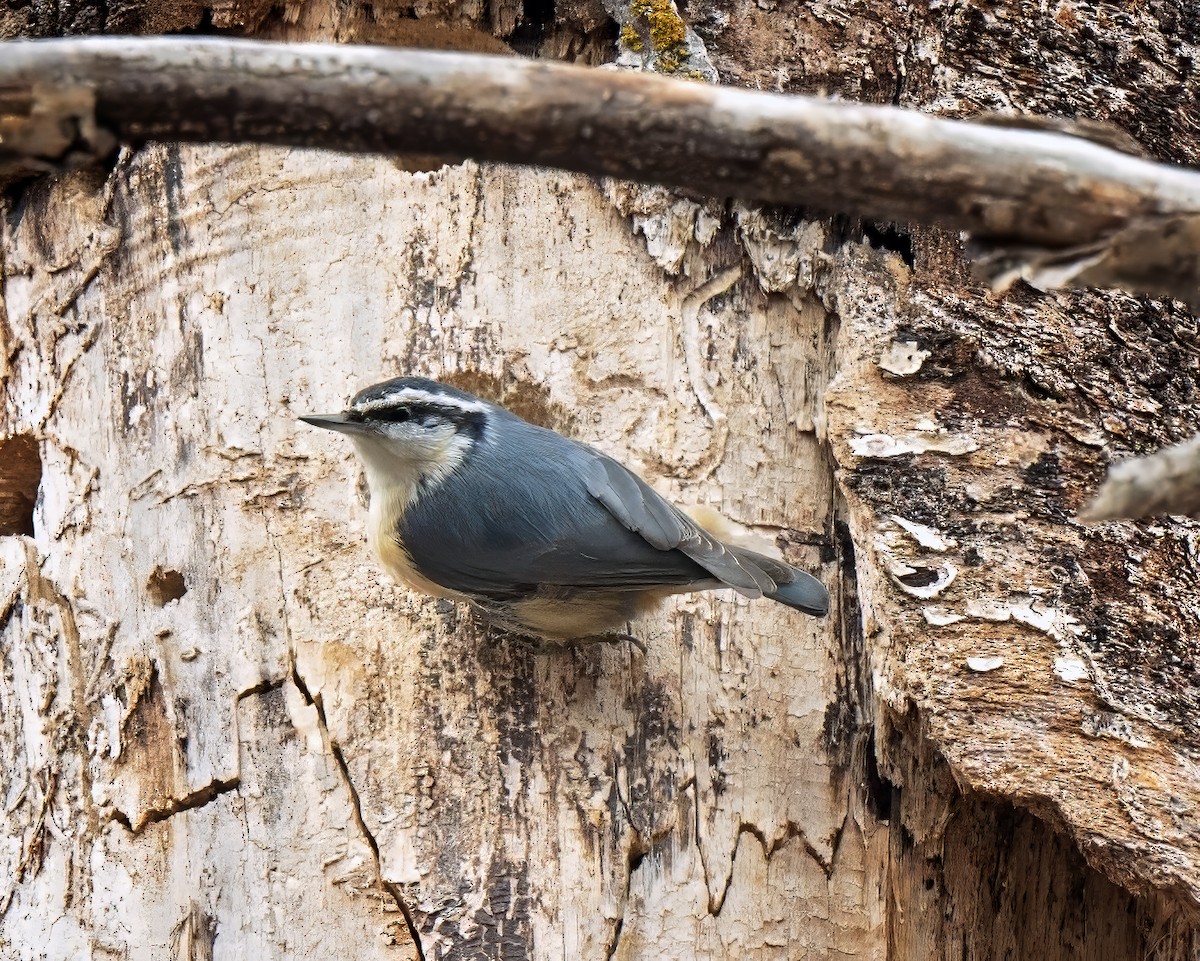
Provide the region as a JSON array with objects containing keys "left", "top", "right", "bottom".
[
  {"left": 2, "top": 37, "right": 1200, "bottom": 305},
  {"left": 1081, "top": 436, "right": 1200, "bottom": 522}
]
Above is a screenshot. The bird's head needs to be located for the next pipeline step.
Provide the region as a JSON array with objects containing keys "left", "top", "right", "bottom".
[{"left": 302, "top": 377, "right": 491, "bottom": 500}]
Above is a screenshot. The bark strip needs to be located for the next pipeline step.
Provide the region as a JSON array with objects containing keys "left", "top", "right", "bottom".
[{"left": 3, "top": 37, "right": 1200, "bottom": 305}]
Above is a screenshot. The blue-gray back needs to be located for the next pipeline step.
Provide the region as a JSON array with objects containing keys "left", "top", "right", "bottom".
[{"left": 397, "top": 411, "right": 731, "bottom": 599}]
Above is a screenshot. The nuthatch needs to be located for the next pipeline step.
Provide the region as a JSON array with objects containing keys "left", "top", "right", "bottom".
[{"left": 301, "top": 377, "right": 829, "bottom": 642}]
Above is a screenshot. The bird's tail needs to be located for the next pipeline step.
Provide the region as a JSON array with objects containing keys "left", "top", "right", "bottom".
[
  {"left": 765, "top": 568, "right": 830, "bottom": 616},
  {"left": 727, "top": 546, "right": 830, "bottom": 617}
]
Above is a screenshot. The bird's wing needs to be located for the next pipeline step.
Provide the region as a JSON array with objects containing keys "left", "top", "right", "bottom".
[
  {"left": 398, "top": 425, "right": 790, "bottom": 601},
  {"left": 582, "top": 454, "right": 778, "bottom": 597},
  {"left": 397, "top": 440, "right": 718, "bottom": 598}
]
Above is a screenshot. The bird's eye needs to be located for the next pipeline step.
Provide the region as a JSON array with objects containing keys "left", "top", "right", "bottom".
[{"left": 373, "top": 407, "right": 411, "bottom": 424}]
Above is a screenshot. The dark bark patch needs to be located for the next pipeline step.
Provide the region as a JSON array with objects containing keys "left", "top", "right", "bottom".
[
  {"left": 506, "top": 0, "right": 556, "bottom": 56},
  {"left": 706, "top": 725, "right": 727, "bottom": 795},
  {"left": 620, "top": 679, "right": 682, "bottom": 837},
  {"left": 862, "top": 221, "right": 915, "bottom": 269},
  {"left": 0, "top": 433, "right": 40, "bottom": 536},
  {"left": 431, "top": 862, "right": 533, "bottom": 961},
  {"left": 147, "top": 566, "right": 188, "bottom": 605},
  {"left": 442, "top": 369, "right": 576, "bottom": 433}
]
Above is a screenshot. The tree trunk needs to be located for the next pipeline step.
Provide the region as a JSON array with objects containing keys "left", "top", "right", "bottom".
[{"left": 1, "top": 2, "right": 1198, "bottom": 960}]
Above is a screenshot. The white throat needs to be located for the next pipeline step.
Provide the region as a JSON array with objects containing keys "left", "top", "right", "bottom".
[{"left": 351, "top": 430, "right": 471, "bottom": 509}]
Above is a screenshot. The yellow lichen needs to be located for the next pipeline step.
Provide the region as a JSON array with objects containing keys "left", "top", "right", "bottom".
[
  {"left": 657, "top": 48, "right": 682, "bottom": 72},
  {"left": 627, "top": 0, "right": 689, "bottom": 72},
  {"left": 619, "top": 23, "right": 644, "bottom": 51}
]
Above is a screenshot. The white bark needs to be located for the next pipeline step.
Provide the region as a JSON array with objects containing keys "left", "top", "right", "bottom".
[{"left": 1, "top": 147, "right": 880, "bottom": 959}]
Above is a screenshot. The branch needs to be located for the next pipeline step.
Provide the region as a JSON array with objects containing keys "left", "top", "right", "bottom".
[
  {"left": 3, "top": 37, "right": 1200, "bottom": 306},
  {"left": 1081, "top": 436, "right": 1200, "bottom": 522}
]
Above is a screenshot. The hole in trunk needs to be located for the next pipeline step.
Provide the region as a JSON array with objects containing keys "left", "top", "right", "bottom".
[
  {"left": 0, "top": 434, "right": 41, "bottom": 537},
  {"left": 148, "top": 567, "right": 188, "bottom": 605},
  {"left": 507, "top": 0, "right": 558, "bottom": 56}
]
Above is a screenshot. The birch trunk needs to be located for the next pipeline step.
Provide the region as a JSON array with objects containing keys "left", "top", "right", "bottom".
[{"left": 2, "top": 2, "right": 1199, "bottom": 960}]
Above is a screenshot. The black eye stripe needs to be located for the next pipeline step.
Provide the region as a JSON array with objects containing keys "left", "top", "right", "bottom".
[
  {"left": 364, "top": 402, "right": 444, "bottom": 424},
  {"left": 372, "top": 406, "right": 412, "bottom": 423},
  {"left": 358, "top": 401, "right": 486, "bottom": 435}
]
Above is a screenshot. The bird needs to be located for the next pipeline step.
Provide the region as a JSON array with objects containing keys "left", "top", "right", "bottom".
[{"left": 301, "top": 376, "right": 829, "bottom": 644}]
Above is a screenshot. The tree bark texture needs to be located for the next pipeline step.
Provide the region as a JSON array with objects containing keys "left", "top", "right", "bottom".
[{"left": 2, "top": 1, "right": 1200, "bottom": 960}]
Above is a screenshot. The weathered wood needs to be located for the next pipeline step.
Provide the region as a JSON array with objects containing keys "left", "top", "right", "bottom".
[
  {"left": 0, "top": 148, "right": 882, "bottom": 959},
  {"left": 826, "top": 235, "right": 1200, "bottom": 921}
]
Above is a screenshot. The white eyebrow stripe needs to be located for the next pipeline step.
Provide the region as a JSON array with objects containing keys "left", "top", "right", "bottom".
[{"left": 356, "top": 388, "right": 492, "bottom": 415}]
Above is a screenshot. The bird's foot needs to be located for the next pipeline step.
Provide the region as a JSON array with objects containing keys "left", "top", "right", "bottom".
[{"left": 579, "top": 631, "right": 647, "bottom": 655}]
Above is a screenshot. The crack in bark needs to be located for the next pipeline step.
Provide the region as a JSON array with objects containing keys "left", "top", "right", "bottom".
[
  {"left": 604, "top": 830, "right": 663, "bottom": 961},
  {"left": 263, "top": 510, "right": 420, "bottom": 956},
  {"left": 111, "top": 774, "right": 241, "bottom": 833},
  {"left": 692, "top": 769, "right": 718, "bottom": 915},
  {"left": 603, "top": 913, "right": 625, "bottom": 961},
  {"left": 289, "top": 656, "right": 426, "bottom": 961},
  {"left": 708, "top": 819, "right": 835, "bottom": 917},
  {"left": 603, "top": 757, "right": 637, "bottom": 961},
  {"left": 237, "top": 676, "right": 286, "bottom": 702},
  {"left": 603, "top": 766, "right": 697, "bottom": 961},
  {"left": 108, "top": 679, "right": 284, "bottom": 833},
  {"left": 751, "top": 819, "right": 835, "bottom": 877}
]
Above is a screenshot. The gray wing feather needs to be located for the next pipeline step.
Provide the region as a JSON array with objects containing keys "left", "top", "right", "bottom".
[
  {"left": 399, "top": 421, "right": 715, "bottom": 597},
  {"left": 583, "top": 456, "right": 684, "bottom": 550},
  {"left": 584, "top": 455, "right": 776, "bottom": 597}
]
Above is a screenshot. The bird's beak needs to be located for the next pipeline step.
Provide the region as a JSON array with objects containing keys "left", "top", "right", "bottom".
[{"left": 299, "top": 414, "right": 371, "bottom": 435}]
